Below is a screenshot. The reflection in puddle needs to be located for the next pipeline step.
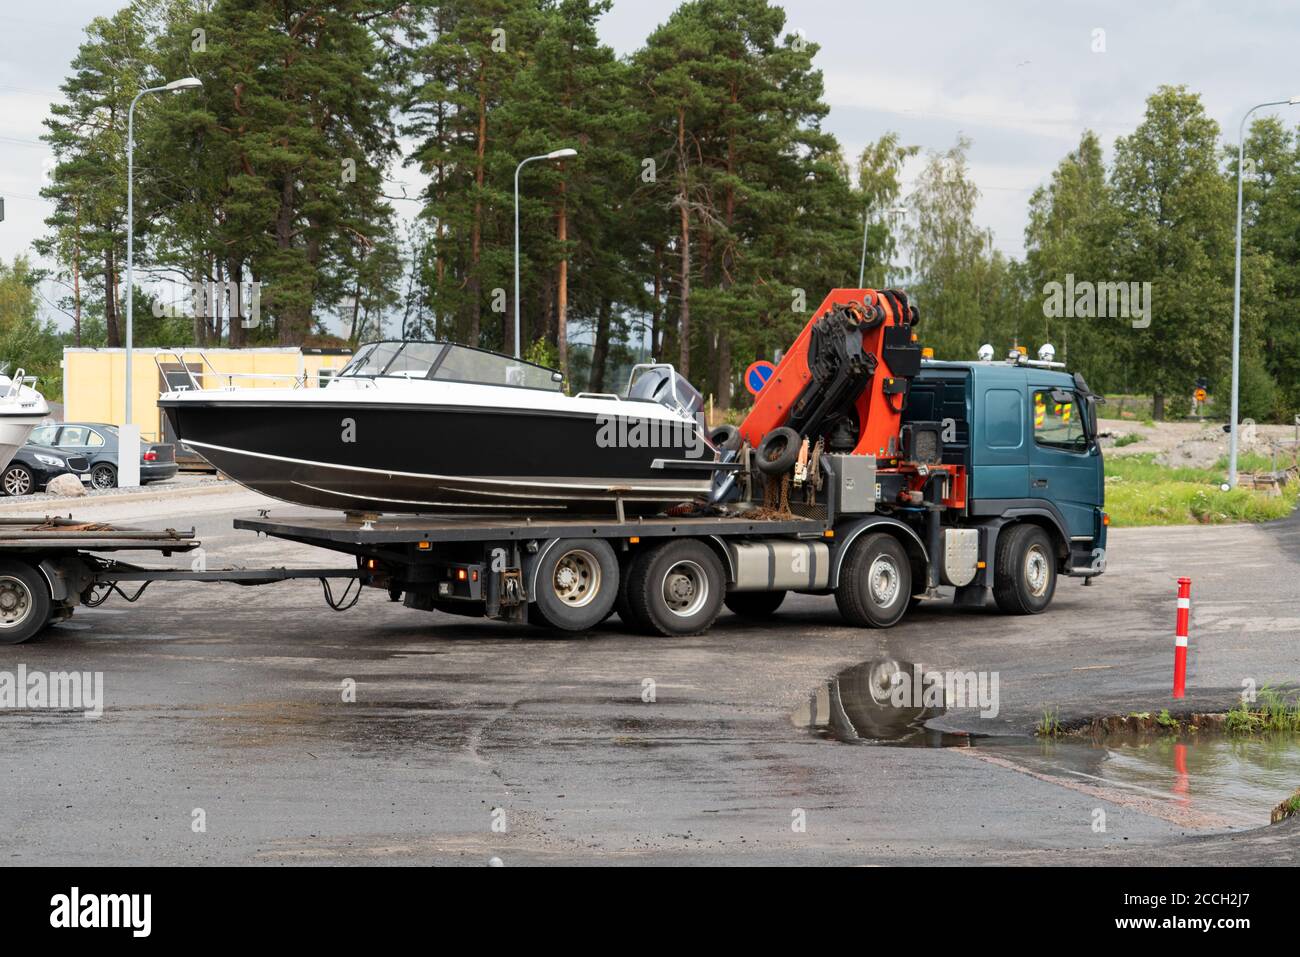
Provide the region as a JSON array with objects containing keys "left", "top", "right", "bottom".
[
  {"left": 796, "top": 659, "right": 1300, "bottom": 828},
  {"left": 792, "top": 658, "right": 973, "bottom": 747},
  {"left": 1085, "top": 735, "right": 1300, "bottom": 827}
]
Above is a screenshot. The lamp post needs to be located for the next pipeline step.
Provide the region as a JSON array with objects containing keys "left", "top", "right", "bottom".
[
  {"left": 1228, "top": 95, "right": 1299, "bottom": 489},
  {"left": 513, "top": 148, "right": 577, "bottom": 358},
  {"left": 124, "top": 77, "right": 201, "bottom": 425},
  {"left": 859, "top": 204, "right": 908, "bottom": 288}
]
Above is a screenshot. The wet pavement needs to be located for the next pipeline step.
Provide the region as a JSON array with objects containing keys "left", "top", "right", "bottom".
[{"left": 0, "top": 488, "right": 1297, "bottom": 864}]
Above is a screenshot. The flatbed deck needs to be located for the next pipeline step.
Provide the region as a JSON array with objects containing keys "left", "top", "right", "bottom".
[
  {"left": 0, "top": 516, "right": 199, "bottom": 553},
  {"left": 234, "top": 511, "right": 829, "bottom": 545}
]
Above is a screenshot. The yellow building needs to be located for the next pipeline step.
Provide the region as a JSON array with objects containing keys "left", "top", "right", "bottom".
[{"left": 62, "top": 346, "right": 353, "bottom": 443}]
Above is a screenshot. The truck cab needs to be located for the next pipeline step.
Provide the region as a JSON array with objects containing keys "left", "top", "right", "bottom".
[{"left": 907, "top": 359, "right": 1107, "bottom": 578}]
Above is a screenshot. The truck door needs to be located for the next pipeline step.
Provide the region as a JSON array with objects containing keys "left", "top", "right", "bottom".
[{"left": 1028, "top": 385, "right": 1100, "bottom": 539}]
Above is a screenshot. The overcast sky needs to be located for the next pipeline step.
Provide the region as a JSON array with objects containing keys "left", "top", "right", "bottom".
[{"left": 3, "top": 0, "right": 1299, "bottom": 329}]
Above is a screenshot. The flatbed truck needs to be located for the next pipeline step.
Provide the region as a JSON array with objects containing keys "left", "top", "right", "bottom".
[{"left": 0, "top": 288, "right": 1108, "bottom": 644}]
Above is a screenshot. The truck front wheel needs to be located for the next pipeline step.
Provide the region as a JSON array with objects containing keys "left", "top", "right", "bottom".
[
  {"left": 834, "top": 533, "right": 911, "bottom": 628},
  {"left": 993, "top": 524, "right": 1056, "bottom": 615},
  {"left": 0, "top": 560, "right": 52, "bottom": 645}
]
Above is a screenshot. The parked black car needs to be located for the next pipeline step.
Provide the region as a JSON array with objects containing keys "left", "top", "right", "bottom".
[
  {"left": 26, "top": 422, "right": 178, "bottom": 490},
  {"left": 0, "top": 444, "right": 90, "bottom": 496}
]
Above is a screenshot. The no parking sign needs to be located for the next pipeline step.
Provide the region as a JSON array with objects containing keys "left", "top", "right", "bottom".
[{"left": 745, "top": 360, "right": 776, "bottom": 396}]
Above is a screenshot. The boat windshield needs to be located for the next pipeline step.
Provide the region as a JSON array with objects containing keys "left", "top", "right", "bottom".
[
  {"left": 336, "top": 341, "right": 563, "bottom": 391},
  {"left": 433, "top": 345, "right": 562, "bottom": 391}
]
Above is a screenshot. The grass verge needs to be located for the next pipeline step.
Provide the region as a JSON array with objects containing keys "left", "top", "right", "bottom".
[{"left": 1105, "top": 452, "right": 1300, "bottom": 526}]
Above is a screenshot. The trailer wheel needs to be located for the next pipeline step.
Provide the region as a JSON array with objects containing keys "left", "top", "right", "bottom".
[
  {"left": 993, "top": 524, "right": 1056, "bottom": 615},
  {"left": 0, "top": 560, "right": 52, "bottom": 645},
  {"left": 530, "top": 538, "right": 619, "bottom": 632},
  {"left": 834, "top": 533, "right": 911, "bottom": 628},
  {"left": 626, "top": 540, "right": 725, "bottom": 637},
  {"left": 724, "top": 590, "right": 786, "bottom": 618}
]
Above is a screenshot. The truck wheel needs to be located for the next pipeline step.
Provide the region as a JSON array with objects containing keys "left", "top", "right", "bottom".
[
  {"left": 993, "top": 524, "right": 1056, "bottom": 615},
  {"left": 626, "top": 540, "right": 725, "bottom": 637},
  {"left": 724, "top": 590, "right": 786, "bottom": 618},
  {"left": 530, "top": 538, "right": 619, "bottom": 632},
  {"left": 834, "top": 532, "right": 911, "bottom": 628},
  {"left": 613, "top": 549, "right": 642, "bottom": 628},
  {"left": 0, "top": 560, "right": 52, "bottom": 645}
]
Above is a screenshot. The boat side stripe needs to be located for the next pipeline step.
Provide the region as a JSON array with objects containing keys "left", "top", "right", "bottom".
[{"left": 182, "top": 439, "right": 710, "bottom": 495}]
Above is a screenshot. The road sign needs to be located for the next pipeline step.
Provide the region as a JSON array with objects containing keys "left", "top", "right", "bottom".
[
  {"left": 744, "top": 360, "right": 776, "bottom": 396},
  {"left": 1194, "top": 388, "right": 1207, "bottom": 403}
]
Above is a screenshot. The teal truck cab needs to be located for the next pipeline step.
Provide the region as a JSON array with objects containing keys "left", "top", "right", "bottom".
[{"left": 898, "top": 357, "right": 1108, "bottom": 615}]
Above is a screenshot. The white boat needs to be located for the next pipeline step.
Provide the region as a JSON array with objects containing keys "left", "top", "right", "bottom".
[
  {"left": 159, "top": 342, "right": 721, "bottom": 514},
  {"left": 0, "top": 368, "right": 49, "bottom": 472}
]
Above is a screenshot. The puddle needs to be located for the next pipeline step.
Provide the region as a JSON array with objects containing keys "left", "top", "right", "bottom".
[
  {"left": 792, "top": 658, "right": 974, "bottom": 747},
  {"left": 797, "top": 658, "right": 1300, "bottom": 828}
]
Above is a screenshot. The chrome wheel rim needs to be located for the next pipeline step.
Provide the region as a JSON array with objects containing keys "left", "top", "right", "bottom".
[
  {"left": 0, "top": 576, "right": 34, "bottom": 630},
  {"left": 92, "top": 467, "right": 114, "bottom": 489},
  {"left": 662, "top": 560, "right": 708, "bottom": 618},
  {"left": 2, "top": 470, "right": 30, "bottom": 496},
  {"left": 867, "top": 555, "right": 900, "bottom": 606},
  {"left": 1025, "top": 545, "right": 1050, "bottom": 597},
  {"left": 553, "top": 549, "right": 601, "bottom": 608}
]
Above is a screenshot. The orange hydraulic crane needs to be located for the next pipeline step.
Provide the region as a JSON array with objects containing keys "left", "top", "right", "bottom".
[{"left": 737, "top": 288, "right": 965, "bottom": 510}]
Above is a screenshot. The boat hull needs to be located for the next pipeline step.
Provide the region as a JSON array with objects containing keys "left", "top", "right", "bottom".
[
  {"left": 160, "top": 398, "right": 714, "bottom": 514},
  {"left": 0, "top": 414, "right": 46, "bottom": 473}
]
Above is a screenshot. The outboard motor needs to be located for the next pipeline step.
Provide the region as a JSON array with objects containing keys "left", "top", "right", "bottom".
[{"left": 627, "top": 364, "right": 703, "bottom": 420}]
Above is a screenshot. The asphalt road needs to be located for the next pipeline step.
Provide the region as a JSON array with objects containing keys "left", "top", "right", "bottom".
[{"left": 1, "top": 486, "right": 1297, "bottom": 865}]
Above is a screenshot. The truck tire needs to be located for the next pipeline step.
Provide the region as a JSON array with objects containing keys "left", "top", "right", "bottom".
[
  {"left": 530, "top": 538, "right": 619, "bottom": 632},
  {"left": 724, "top": 590, "right": 786, "bottom": 618},
  {"left": 709, "top": 424, "right": 741, "bottom": 452},
  {"left": 625, "top": 539, "right": 725, "bottom": 637},
  {"left": 613, "top": 549, "right": 643, "bottom": 628},
  {"left": 755, "top": 427, "right": 801, "bottom": 475},
  {"left": 834, "top": 532, "right": 911, "bottom": 628},
  {"left": 0, "top": 559, "right": 52, "bottom": 645},
  {"left": 992, "top": 524, "right": 1056, "bottom": 615}
]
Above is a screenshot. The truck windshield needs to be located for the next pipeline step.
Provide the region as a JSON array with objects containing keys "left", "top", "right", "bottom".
[{"left": 1032, "top": 389, "right": 1089, "bottom": 451}]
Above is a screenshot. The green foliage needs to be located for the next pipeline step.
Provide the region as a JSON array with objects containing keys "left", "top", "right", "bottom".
[
  {"left": 1036, "top": 706, "right": 1061, "bottom": 737},
  {"left": 1224, "top": 689, "right": 1300, "bottom": 735},
  {"left": 0, "top": 257, "right": 65, "bottom": 399},
  {"left": 1104, "top": 453, "right": 1300, "bottom": 525}
]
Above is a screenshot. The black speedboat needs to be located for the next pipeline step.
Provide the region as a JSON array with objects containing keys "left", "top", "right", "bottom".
[{"left": 158, "top": 341, "right": 717, "bottom": 514}]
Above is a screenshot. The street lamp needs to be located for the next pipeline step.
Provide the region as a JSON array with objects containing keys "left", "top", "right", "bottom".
[
  {"left": 513, "top": 148, "right": 577, "bottom": 358},
  {"left": 125, "top": 77, "right": 201, "bottom": 424},
  {"left": 859, "top": 204, "right": 908, "bottom": 288},
  {"left": 1228, "top": 95, "right": 1299, "bottom": 489}
]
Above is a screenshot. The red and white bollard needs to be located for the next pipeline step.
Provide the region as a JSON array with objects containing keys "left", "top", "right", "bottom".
[{"left": 1173, "top": 577, "right": 1191, "bottom": 699}]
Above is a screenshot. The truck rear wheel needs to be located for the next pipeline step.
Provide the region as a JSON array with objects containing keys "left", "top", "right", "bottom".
[
  {"left": 724, "top": 590, "right": 786, "bottom": 618},
  {"left": 530, "top": 538, "right": 619, "bottom": 632},
  {"left": 993, "top": 524, "right": 1056, "bottom": 615},
  {"left": 834, "top": 532, "right": 911, "bottom": 628},
  {"left": 626, "top": 540, "right": 725, "bottom": 636},
  {"left": 0, "top": 560, "right": 52, "bottom": 645}
]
